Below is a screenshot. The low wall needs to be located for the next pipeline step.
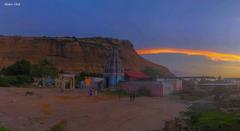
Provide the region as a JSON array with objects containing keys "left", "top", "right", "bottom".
[{"left": 118, "top": 81, "right": 163, "bottom": 97}]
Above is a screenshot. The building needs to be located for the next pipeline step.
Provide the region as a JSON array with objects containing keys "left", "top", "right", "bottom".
[
  {"left": 55, "top": 73, "right": 76, "bottom": 90},
  {"left": 224, "top": 78, "right": 240, "bottom": 87},
  {"left": 103, "top": 46, "right": 124, "bottom": 88},
  {"left": 83, "top": 77, "right": 103, "bottom": 89},
  {"left": 118, "top": 70, "right": 163, "bottom": 96},
  {"left": 157, "top": 78, "right": 183, "bottom": 95},
  {"left": 119, "top": 81, "right": 163, "bottom": 97},
  {"left": 197, "top": 81, "right": 236, "bottom": 89},
  {"left": 179, "top": 76, "right": 216, "bottom": 82},
  {"left": 124, "top": 71, "right": 149, "bottom": 81}
]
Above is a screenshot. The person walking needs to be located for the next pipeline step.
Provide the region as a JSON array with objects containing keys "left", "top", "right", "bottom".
[
  {"left": 132, "top": 91, "right": 136, "bottom": 101},
  {"left": 129, "top": 90, "right": 133, "bottom": 102}
]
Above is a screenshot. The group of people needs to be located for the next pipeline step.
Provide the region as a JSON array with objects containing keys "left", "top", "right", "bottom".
[
  {"left": 129, "top": 91, "right": 136, "bottom": 102},
  {"left": 87, "top": 87, "right": 98, "bottom": 96}
]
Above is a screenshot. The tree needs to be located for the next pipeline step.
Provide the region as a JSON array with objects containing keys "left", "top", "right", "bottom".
[
  {"left": 31, "top": 59, "right": 58, "bottom": 78},
  {"left": 2, "top": 59, "right": 31, "bottom": 76}
]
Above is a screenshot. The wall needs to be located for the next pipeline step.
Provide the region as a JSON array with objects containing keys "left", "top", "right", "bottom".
[
  {"left": 118, "top": 81, "right": 163, "bottom": 97},
  {"left": 157, "top": 79, "right": 183, "bottom": 95}
]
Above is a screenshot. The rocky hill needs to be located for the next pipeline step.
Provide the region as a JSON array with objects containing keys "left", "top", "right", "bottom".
[{"left": 0, "top": 35, "right": 174, "bottom": 77}]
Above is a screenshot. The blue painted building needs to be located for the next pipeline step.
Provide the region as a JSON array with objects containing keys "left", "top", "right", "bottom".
[{"left": 103, "top": 46, "right": 124, "bottom": 88}]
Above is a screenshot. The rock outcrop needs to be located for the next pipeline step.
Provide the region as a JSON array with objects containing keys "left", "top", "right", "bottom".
[{"left": 0, "top": 35, "right": 174, "bottom": 76}]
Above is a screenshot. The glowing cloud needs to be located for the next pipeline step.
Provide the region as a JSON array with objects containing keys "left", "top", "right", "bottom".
[{"left": 136, "top": 48, "right": 240, "bottom": 62}]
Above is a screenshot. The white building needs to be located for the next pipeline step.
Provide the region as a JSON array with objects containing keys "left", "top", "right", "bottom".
[
  {"left": 224, "top": 78, "right": 240, "bottom": 85},
  {"left": 157, "top": 78, "right": 182, "bottom": 95}
]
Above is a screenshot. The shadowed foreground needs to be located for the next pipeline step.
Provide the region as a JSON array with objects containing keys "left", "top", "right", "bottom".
[{"left": 0, "top": 87, "right": 186, "bottom": 131}]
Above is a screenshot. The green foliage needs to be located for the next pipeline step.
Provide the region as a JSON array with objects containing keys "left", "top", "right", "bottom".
[
  {"left": 31, "top": 59, "right": 58, "bottom": 78},
  {"left": 182, "top": 103, "right": 240, "bottom": 131},
  {"left": 0, "top": 68, "right": 3, "bottom": 75},
  {"left": 0, "top": 59, "right": 33, "bottom": 87},
  {"left": 0, "top": 75, "right": 32, "bottom": 87},
  {"left": 2, "top": 59, "right": 31, "bottom": 76},
  {"left": 197, "top": 111, "right": 240, "bottom": 131},
  {"left": 0, "top": 126, "right": 11, "bottom": 131},
  {"left": 0, "top": 59, "right": 57, "bottom": 87},
  {"left": 0, "top": 77, "right": 10, "bottom": 87}
]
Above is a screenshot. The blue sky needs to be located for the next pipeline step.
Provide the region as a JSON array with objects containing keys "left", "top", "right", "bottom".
[{"left": 1, "top": 0, "right": 240, "bottom": 77}]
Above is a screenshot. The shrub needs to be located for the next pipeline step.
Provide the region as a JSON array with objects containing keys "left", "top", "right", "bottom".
[
  {"left": 0, "top": 59, "right": 58, "bottom": 87},
  {"left": 0, "top": 126, "right": 11, "bottom": 131},
  {"left": 2, "top": 59, "right": 31, "bottom": 76},
  {"left": 0, "top": 75, "right": 32, "bottom": 87},
  {"left": 0, "top": 77, "right": 10, "bottom": 87},
  {"left": 16, "top": 75, "right": 32, "bottom": 84},
  {"left": 196, "top": 111, "right": 240, "bottom": 131},
  {"left": 31, "top": 59, "right": 58, "bottom": 78},
  {"left": 182, "top": 103, "right": 240, "bottom": 131}
]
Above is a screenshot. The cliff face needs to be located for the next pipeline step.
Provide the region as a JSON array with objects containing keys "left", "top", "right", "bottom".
[{"left": 0, "top": 36, "right": 174, "bottom": 76}]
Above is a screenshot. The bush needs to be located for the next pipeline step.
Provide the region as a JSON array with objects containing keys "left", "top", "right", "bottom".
[
  {"left": 0, "top": 77, "right": 10, "bottom": 87},
  {"left": 182, "top": 103, "right": 240, "bottom": 131},
  {"left": 0, "top": 126, "right": 11, "bottom": 131},
  {"left": 0, "top": 59, "right": 58, "bottom": 87},
  {"left": 31, "top": 59, "right": 58, "bottom": 78},
  {"left": 2, "top": 59, "right": 31, "bottom": 76},
  {"left": 0, "top": 75, "right": 33, "bottom": 87},
  {"left": 196, "top": 111, "right": 240, "bottom": 131}
]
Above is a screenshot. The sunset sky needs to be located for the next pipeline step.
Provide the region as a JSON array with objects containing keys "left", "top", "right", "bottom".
[{"left": 1, "top": 0, "right": 240, "bottom": 77}]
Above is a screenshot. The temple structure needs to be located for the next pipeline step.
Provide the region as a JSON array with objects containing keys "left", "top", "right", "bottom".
[
  {"left": 103, "top": 46, "right": 124, "bottom": 88},
  {"left": 56, "top": 73, "right": 76, "bottom": 90}
]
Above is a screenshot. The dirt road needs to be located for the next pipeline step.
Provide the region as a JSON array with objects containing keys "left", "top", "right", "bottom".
[{"left": 0, "top": 87, "right": 186, "bottom": 131}]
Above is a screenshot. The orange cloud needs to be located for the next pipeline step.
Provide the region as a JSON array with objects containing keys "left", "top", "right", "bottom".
[{"left": 136, "top": 48, "right": 240, "bottom": 62}]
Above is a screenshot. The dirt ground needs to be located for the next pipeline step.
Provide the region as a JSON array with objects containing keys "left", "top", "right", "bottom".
[{"left": 0, "top": 87, "right": 186, "bottom": 131}]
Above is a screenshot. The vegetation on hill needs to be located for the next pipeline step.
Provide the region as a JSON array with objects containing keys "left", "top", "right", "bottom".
[
  {"left": 142, "top": 66, "right": 170, "bottom": 79},
  {"left": 31, "top": 59, "right": 58, "bottom": 78},
  {"left": 0, "top": 59, "right": 58, "bottom": 87},
  {"left": 1, "top": 59, "right": 31, "bottom": 76}
]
